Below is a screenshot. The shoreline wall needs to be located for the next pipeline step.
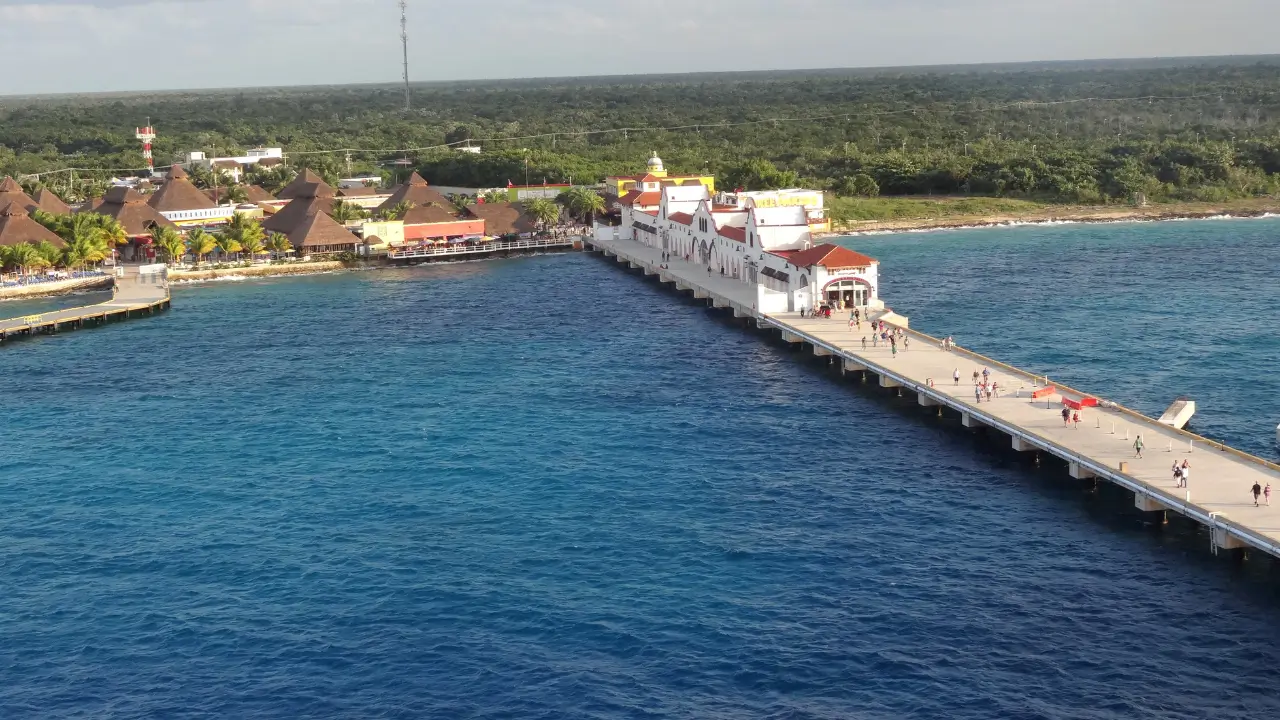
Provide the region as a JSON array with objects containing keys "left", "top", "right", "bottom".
[
  {"left": 0, "top": 276, "right": 114, "bottom": 301},
  {"left": 170, "top": 262, "right": 349, "bottom": 282}
]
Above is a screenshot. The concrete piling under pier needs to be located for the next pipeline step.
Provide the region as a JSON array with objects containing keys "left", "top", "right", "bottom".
[{"left": 586, "top": 234, "right": 1280, "bottom": 563}]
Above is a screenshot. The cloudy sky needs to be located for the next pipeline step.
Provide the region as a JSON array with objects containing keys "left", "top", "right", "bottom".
[{"left": 0, "top": 0, "right": 1276, "bottom": 95}]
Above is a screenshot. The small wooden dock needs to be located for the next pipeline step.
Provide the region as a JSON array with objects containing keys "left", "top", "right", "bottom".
[
  {"left": 0, "top": 265, "right": 171, "bottom": 343},
  {"left": 588, "top": 233, "right": 1280, "bottom": 562}
]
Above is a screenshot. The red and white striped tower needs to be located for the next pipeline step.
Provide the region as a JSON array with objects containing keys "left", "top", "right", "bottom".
[{"left": 135, "top": 122, "right": 156, "bottom": 173}]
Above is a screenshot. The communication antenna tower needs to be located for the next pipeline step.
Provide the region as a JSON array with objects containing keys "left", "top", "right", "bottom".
[
  {"left": 135, "top": 118, "right": 156, "bottom": 174},
  {"left": 400, "top": 0, "right": 410, "bottom": 112}
]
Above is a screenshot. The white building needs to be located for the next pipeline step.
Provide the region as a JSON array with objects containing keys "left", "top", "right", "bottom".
[
  {"left": 715, "top": 188, "right": 830, "bottom": 231},
  {"left": 612, "top": 184, "right": 879, "bottom": 314},
  {"left": 184, "top": 148, "right": 285, "bottom": 181}
]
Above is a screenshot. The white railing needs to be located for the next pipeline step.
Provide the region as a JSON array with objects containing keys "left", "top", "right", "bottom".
[{"left": 388, "top": 237, "right": 575, "bottom": 260}]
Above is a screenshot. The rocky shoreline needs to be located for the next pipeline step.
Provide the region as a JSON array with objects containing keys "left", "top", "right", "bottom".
[
  {"left": 825, "top": 204, "right": 1279, "bottom": 237},
  {"left": 168, "top": 261, "right": 350, "bottom": 283}
]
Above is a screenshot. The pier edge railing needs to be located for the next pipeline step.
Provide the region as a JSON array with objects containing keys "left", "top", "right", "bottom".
[
  {"left": 770, "top": 320, "right": 1280, "bottom": 559},
  {"left": 880, "top": 321, "right": 1280, "bottom": 475}
]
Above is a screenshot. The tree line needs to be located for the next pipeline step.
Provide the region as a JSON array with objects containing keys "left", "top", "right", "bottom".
[{"left": 2, "top": 59, "right": 1278, "bottom": 204}]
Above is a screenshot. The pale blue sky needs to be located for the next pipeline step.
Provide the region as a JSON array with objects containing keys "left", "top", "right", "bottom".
[{"left": 0, "top": 0, "right": 1276, "bottom": 95}]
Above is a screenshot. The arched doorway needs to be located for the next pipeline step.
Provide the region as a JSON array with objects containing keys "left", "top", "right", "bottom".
[
  {"left": 698, "top": 239, "right": 711, "bottom": 265},
  {"left": 824, "top": 278, "right": 871, "bottom": 307}
]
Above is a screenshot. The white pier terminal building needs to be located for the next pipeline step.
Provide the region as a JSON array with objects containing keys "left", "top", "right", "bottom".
[{"left": 602, "top": 181, "right": 878, "bottom": 314}]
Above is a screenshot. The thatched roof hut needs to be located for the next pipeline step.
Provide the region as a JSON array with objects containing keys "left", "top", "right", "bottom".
[
  {"left": 377, "top": 172, "right": 449, "bottom": 212},
  {"left": 261, "top": 183, "right": 335, "bottom": 235},
  {"left": 286, "top": 210, "right": 361, "bottom": 255},
  {"left": 32, "top": 188, "right": 72, "bottom": 215},
  {"left": 148, "top": 165, "right": 217, "bottom": 212},
  {"left": 0, "top": 176, "right": 38, "bottom": 214},
  {"left": 0, "top": 200, "right": 66, "bottom": 247},
  {"left": 92, "top": 186, "right": 177, "bottom": 236},
  {"left": 465, "top": 201, "right": 538, "bottom": 236},
  {"left": 277, "top": 169, "right": 335, "bottom": 200}
]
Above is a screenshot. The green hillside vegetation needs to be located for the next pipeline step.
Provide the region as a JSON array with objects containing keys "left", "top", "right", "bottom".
[{"left": 2, "top": 59, "right": 1280, "bottom": 210}]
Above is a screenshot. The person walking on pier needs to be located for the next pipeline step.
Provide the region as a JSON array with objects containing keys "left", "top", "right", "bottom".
[
  {"left": 1062, "top": 406, "right": 1071, "bottom": 427},
  {"left": 903, "top": 335, "right": 910, "bottom": 351},
  {"left": 1172, "top": 461, "right": 1183, "bottom": 487},
  {"left": 974, "top": 385, "right": 982, "bottom": 404},
  {"left": 1252, "top": 481, "right": 1263, "bottom": 506},
  {"left": 1265, "top": 483, "right": 1271, "bottom": 505},
  {"left": 1133, "top": 434, "right": 1145, "bottom": 458},
  {"left": 862, "top": 336, "right": 867, "bottom": 350},
  {"left": 1180, "top": 460, "right": 1190, "bottom": 488},
  {"left": 1072, "top": 410, "right": 1080, "bottom": 428}
]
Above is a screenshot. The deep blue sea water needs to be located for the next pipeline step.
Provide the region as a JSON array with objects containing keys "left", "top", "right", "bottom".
[{"left": 3, "top": 220, "right": 1280, "bottom": 719}]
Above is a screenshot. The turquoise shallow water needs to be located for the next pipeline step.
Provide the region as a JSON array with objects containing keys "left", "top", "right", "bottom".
[{"left": 3, "top": 223, "right": 1280, "bottom": 719}]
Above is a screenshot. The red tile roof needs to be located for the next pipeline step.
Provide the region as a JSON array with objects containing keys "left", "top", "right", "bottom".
[
  {"left": 668, "top": 212, "right": 693, "bottom": 225},
  {"left": 778, "top": 243, "right": 877, "bottom": 269},
  {"left": 618, "top": 190, "right": 662, "bottom": 207},
  {"left": 717, "top": 225, "right": 746, "bottom": 242}
]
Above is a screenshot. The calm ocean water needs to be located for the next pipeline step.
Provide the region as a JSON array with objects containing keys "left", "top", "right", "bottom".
[{"left": 3, "top": 220, "right": 1280, "bottom": 719}]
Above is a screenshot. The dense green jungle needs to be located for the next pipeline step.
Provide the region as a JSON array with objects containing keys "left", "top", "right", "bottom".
[{"left": 3, "top": 57, "right": 1280, "bottom": 216}]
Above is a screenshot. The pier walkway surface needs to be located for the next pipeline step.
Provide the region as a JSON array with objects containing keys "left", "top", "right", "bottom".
[
  {"left": 0, "top": 265, "right": 170, "bottom": 342},
  {"left": 588, "top": 233, "right": 1280, "bottom": 560}
]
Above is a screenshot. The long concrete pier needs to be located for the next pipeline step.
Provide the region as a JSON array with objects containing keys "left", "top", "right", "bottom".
[
  {"left": 587, "top": 233, "right": 1280, "bottom": 561},
  {"left": 0, "top": 265, "right": 171, "bottom": 343}
]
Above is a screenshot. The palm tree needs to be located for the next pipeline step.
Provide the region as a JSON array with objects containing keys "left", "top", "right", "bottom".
[
  {"left": 558, "top": 187, "right": 606, "bottom": 225},
  {"left": 93, "top": 215, "right": 128, "bottom": 257},
  {"left": 266, "top": 233, "right": 293, "bottom": 262},
  {"left": 329, "top": 200, "right": 368, "bottom": 225},
  {"left": 186, "top": 228, "right": 217, "bottom": 268},
  {"left": 374, "top": 200, "right": 414, "bottom": 221},
  {"left": 222, "top": 184, "right": 249, "bottom": 205},
  {"left": 524, "top": 197, "right": 561, "bottom": 231},
  {"left": 223, "top": 212, "right": 265, "bottom": 262},
  {"left": 447, "top": 193, "right": 471, "bottom": 214},
  {"left": 238, "top": 232, "right": 266, "bottom": 262},
  {"left": 151, "top": 225, "right": 187, "bottom": 267},
  {"left": 5, "top": 243, "right": 50, "bottom": 277},
  {"left": 213, "top": 231, "right": 243, "bottom": 264},
  {"left": 481, "top": 189, "right": 509, "bottom": 204}
]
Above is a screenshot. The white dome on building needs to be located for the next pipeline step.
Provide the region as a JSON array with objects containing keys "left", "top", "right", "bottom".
[{"left": 647, "top": 152, "right": 665, "bottom": 173}]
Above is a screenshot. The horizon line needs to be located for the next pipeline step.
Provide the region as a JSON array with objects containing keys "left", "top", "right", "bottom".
[{"left": 2, "top": 53, "right": 1278, "bottom": 102}]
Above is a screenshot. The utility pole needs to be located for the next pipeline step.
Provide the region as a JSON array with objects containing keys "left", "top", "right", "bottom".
[{"left": 400, "top": 0, "right": 411, "bottom": 112}]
